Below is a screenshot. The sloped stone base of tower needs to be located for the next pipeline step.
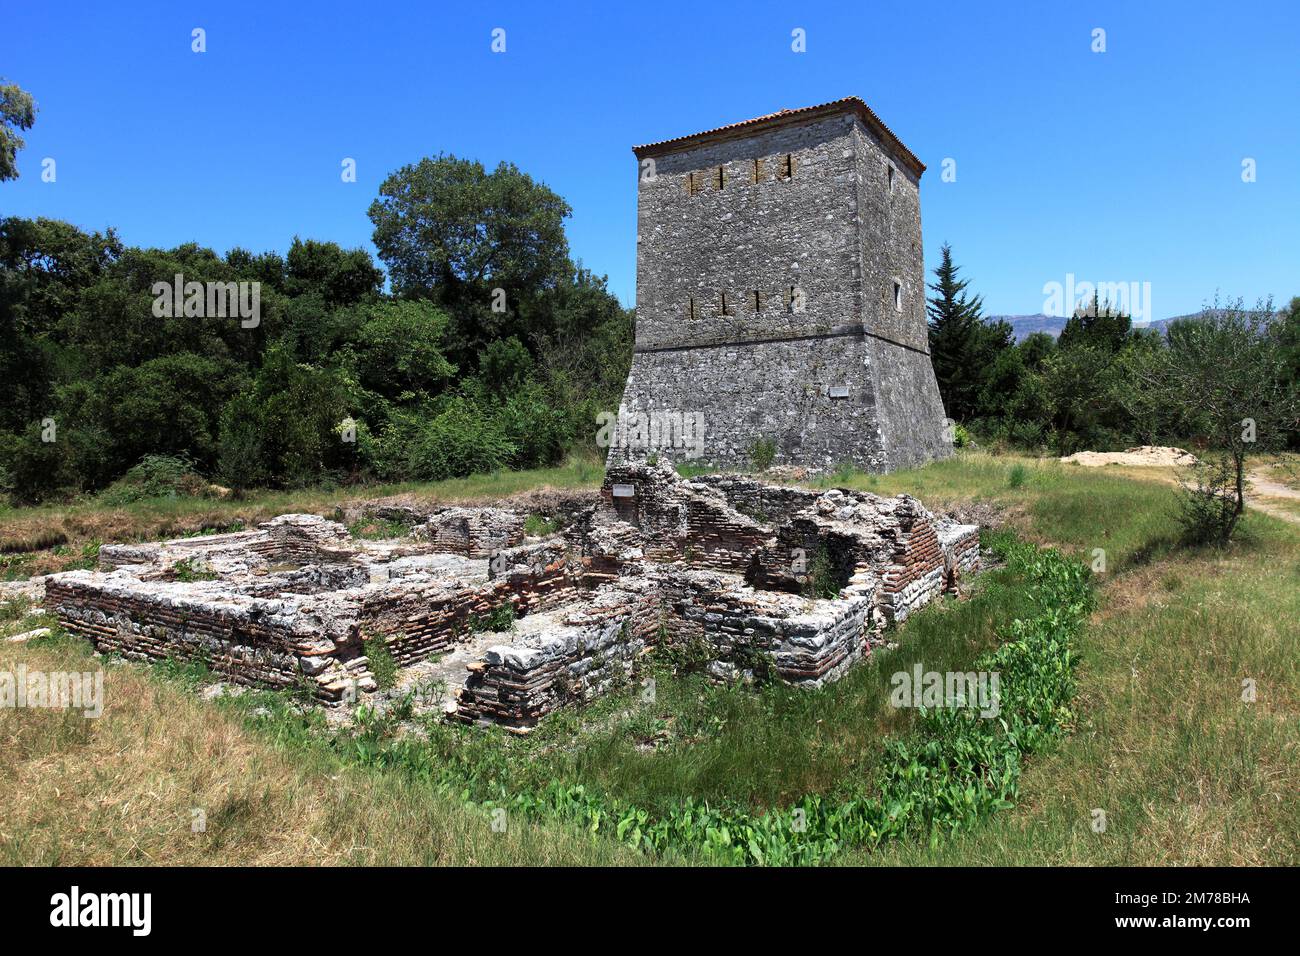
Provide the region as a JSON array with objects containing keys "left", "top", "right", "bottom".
[{"left": 608, "top": 332, "right": 952, "bottom": 473}]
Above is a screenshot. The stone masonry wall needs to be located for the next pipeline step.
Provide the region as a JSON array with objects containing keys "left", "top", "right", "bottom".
[{"left": 613, "top": 101, "right": 952, "bottom": 473}]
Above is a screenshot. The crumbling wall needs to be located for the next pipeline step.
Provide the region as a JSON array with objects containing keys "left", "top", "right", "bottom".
[
  {"left": 455, "top": 580, "right": 662, "bottom": 729},
  {"left": 602, "top": 464, "right": 773, "bottom": 572},
  {"left": 360, "top": 540, "right": 580, "bottom": 667},
  {"left": 660, "top": 568, "right": 877, "bottom": 686},
  {"left": 46, "top": 465, "right": 980, "bottom": 728},
  {"left": 415, "top": 507, "right": 525, "bottom": 557},
  {"left": 46, "top": 573, "right": 373, "bottom": 701}
]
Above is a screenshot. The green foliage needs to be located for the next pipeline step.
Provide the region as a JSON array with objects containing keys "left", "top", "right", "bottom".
[
  {"left": 347, "top": 516, "right": 414, "bottom": 540},
  {"left": 0, "top": 149, "right": 630, "bottom": 502},
  {"left": 927, "top": 242, "right": 1002, "bottom": 422},
  {"left": 524, "top": 513, "right": 558, "bottom": 537},
  {"left": 951, "top": 423, "right": 971, "bottom": 448},
  {"left": 804, "top": 545, "right": 843, "bottom": 599},
  {"left": 363, "top": 635, "right": 398, "bottom": 691},
  {"left": 1008, "top": 463, "right": 1027, "bottom": 488},
  {"left": 255, "top": 537, "right": 1091, "bottom": 866},
  {"left": 347, "top": 299, "right": 457, "bottom": 399},
  {"left": 99, "top": 454, "right": 207, "bottom": 505},
  {"left": 1124, "top": 297, "right": 1300, "bottom": 544},
  {"left": 217, "top": 345, "right": 360, "bottom": 489},
  {"left": 660, "top": 632, "right": 714, "bottom": 675},
  {"left": 0, "top": 80, "right": 36, "bottom": 182},
  {"left": 377, "top": 397, "right": 515, "bottom": 482},
  {"left": 283, "top": 237, "right": 383, "bottom": 307},
  {"left": 469, "top": 603, "right": 517, "bottom": 634},
  {"left": 170, "top": 558, "right": 217, "bottom": 582},
  {"left": 748, "top": 436, "right": 777, "bottom": 472}
]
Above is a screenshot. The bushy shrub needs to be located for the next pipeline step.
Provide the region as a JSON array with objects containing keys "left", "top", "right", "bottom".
[
  {"left": 748, "top": 436, "right": 777, "bottom": 472},
  {"left": 99, "top": 454, "right": 208, "bottom": 504},
  {"left": 217, "top": 346, "right": 359, "bottom": 489},
  {"left": 376, "top": 397, "right": 515, "bottom": 482}
]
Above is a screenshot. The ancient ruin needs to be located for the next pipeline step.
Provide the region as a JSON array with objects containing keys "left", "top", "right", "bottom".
[
  {"left": 612, "top": 97, "right": 952, "bottom": 472},
  {"left": 46, "top": 465, "right": 979, "bottom": 730}
]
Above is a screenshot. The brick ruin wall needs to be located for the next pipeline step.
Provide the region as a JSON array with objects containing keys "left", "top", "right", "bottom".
[
  {"left": 46, "top": 575, "right": 372, "bottom": 702},
  {"left": 454, "top": 465, "right": 981, "bottom": 727},
  {"left": 45, "top": 465, "right": 980, "bottom": 728},
  {"left": 455, "top": 580, "right": 663, "bottom": 729},
  {"left": 414, "top": 507, "right": 525, "bottom": 557},
  {"left": 361, "top": 540, "right": 580, "bottom": 667}
]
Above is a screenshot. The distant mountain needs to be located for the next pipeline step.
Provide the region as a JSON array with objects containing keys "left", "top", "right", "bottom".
[{"left": 989, "top": 313, "right": 1193, "bottom": 343}]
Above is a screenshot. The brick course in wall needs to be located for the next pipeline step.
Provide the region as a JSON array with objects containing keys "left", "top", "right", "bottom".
[{"left": 46, "top": 466, "right": 980, "bottom": 728}]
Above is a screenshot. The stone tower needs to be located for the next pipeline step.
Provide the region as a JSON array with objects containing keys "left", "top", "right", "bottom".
[{"left": 609, "top": 97, "right": 952, "bottom": 473}]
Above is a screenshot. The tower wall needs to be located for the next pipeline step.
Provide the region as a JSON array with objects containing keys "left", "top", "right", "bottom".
[{"left": 613, "top": 102, "right": 951, "bottom": 472}]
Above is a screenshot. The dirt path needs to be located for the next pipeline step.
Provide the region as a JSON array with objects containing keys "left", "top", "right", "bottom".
[
  {"left": 1246, "top": 471, "right": 1300, "bottom": 525},
  {"left": 1060, "top": 445, "right": 1300, "bottom": 527}
]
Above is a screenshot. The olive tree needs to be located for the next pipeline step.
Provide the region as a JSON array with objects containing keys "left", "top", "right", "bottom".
[{"left": 1124, "top": 297, "right": 1299, "bottom": 544}]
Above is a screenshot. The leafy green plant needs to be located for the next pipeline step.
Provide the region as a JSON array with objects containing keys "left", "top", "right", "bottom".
[
  {"left": 748, "top": 437, "right": 777, "bottom": 472},
  {"left": 1008, "top": 463, "right": 1027, "bottom": 488},
  {"left": 524, "top": 513, "right": 558, "bottom": 537},
  {"left": 469, "top": 603, "right": 517, "bottom": 634},
  {"left": 171, "top": 558, "right": 217, "bottom": 582},
  {"left": 804, "top": 544, "right": 844, "bottom": 599},
  {"left": 347, "top": 516, "right": 414, "bottom": 540},
  {"left": 362, "top": 634, "right": 398, "bottom": 690}
]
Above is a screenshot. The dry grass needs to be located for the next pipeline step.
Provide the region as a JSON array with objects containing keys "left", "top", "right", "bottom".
[
  {"left": 0, "top": 456, "right": 606, "bottom": 580},
  {"left": 0, "top": 632, "right": 637, "bottom": 865},
  {"left": 2, "top": 451, "right": 1296, "bottom": 866}
]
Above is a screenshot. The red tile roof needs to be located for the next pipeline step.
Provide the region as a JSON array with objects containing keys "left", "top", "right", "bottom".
[{"left": 632, "top": 96, "right": 925, "bottom": 175}]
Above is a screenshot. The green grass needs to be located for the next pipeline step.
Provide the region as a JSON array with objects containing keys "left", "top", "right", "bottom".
[
  {"left": 347, "top": 516, "right": 416, "bottom": 540},
  {"left": 0, "top": 455, "right": 606, "bottom": 579},
  {"left": 436, "top": 532, "right": 1043, "bottom": 816},
  {"left": 3, "top": 449, "right": 1296, "bottom": 865}
]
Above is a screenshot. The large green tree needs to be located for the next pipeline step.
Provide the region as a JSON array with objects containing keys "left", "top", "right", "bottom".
[
  {"left": 367, "top": 155, "right": 573, "bottom": 364},
  {"left": 0, "top": 80, "right": 36, "bottom": 181},
  {"left": 1125, "top": 298, "right": 1300, "bottom": 544},
  {"left": 926, "top": 242, "right": 992, "bottom": 421}
]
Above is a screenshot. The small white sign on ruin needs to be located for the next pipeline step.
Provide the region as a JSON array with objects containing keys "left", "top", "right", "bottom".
[
  {"left": 611, "top": 483, "right": 637, "bottom": 498},
  {"left": 828, "top": 384, "right": 850, "bottom": 399}
]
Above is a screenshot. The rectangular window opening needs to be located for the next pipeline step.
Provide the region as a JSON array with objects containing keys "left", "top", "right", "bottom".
[
  {"left": 687, "top": 296, "right": 696, "bottom": 321},
  {"left": 715, "top": 165, "right": 726, "bottom": 190},
  {"left": 893, "top": 281, "right": 903, "bottom": 312},
  {"left": 751, "top": 290, "right": 762, "bottom": 312},
  {"left": 720, "top": 291, "right": 734, "bottom": 316},
  {"left": 781, "top": 153, "right": 794, "bottom": 179},
  {"left": 752, "top": 157, "right": 763, "bottom": 183}
]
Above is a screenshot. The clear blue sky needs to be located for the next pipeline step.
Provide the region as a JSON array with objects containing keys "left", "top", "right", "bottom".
[{"left": 3, "top": 0, "right": 1297, "bottom": 318}]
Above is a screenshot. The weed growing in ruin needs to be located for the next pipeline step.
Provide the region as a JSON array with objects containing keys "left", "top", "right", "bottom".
[
  {"left": 730, "top": 642, "right": 779, "bottom": 686},
  {"left": 470, "top": 604, "right": 517, "bottom": 634},
  {"left": 0, "top": 596, "right": 32, "bottom": 622},
  {"left": 804, "top": 545, "right": 842, "bottom": 599},
  {"left": 362, "top": 635, "right": 398, "bottom": 690},
  {"left": 660, "top": 631, "right": 713, "bottom": 674},
  {"left": 347, "top": 516, "right": 414, "bottom": 540},
  {"left": 171, "top": 558, "right": 217, "bottom": 582},
  {"left": 153, "top": 653, "right": 213, "bottom": 691},
  {"left": 524, "top": 513, "right": 558, "bottom": 537},
  {"left": 748, "top": 437, "right": 777, "bottom": 472}
]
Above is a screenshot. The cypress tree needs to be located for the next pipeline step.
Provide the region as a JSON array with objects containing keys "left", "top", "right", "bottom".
[{"left": 926, "top": 242, "right": 985, "bottom": 421}]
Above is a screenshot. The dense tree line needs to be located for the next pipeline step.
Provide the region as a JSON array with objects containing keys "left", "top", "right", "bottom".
[
  {"left": 0, "top": 156, "right": 633, "bottom": 503},
  {"left": 926, "top": 243, "right": 1300, "bottom": 457}
]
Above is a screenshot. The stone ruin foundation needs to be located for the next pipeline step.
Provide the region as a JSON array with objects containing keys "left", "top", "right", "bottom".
[{"left": 46, "top": 464, "right": 980, "bottom": 730}]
